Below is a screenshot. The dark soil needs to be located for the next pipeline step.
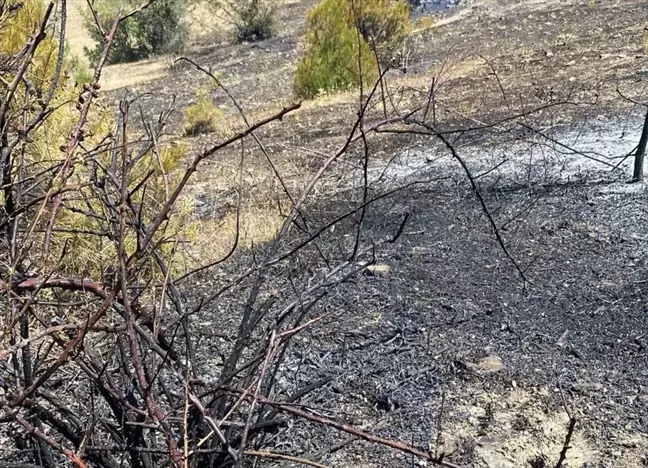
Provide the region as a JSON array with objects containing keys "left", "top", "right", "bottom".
[
  {"left": 96, "top": 0, "right": 648, "bottom": 465},
  {"left": 182, "top": 117, "right": 648, "bottom": 466},
  {"left": 282, "top": 175, "right": 648, "bottom": 466}
]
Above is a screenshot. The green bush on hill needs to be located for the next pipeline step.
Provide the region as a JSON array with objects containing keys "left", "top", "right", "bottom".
[
  {"left": 184, "top": 88, "right": 224, "bottom": 136},
  {"left": 294, "top": 0, "right": 411, "bottom": 99},
  {"left": 230, "top": 0, "right": 278, "bottom": 43},
  {"left": 205, "top": 0, "right": 278, "bottom": 43},
  {"left": 83, "top": 0, "right": 188, "bottom": 65}
]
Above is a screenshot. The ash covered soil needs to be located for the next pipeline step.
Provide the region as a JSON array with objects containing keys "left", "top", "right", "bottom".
[
  {"left": 309, "top": 178, "right": 648, "bottom": 467},
  {"left": 190, "top": 118, "right": 648, "bottom": 467},
  {"left": 93, "top": 0, "right": 648, "bottom": 465}
]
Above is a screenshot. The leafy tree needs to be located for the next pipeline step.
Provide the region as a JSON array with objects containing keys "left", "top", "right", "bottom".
[
  {"left": 83, "top": 0, "right": 188, "bottom": 65},
  {"left": 294, "top": 0, "right": 410, "bottom": 99}
]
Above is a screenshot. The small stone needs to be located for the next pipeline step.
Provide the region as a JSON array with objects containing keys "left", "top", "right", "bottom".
[
  {"left": 438, "top": 438, "right": 461, "bottom": 457},
  {"left": 620, "top": 435, "right": 641, "bottom": 448},
  {"left": 477, "top": 356, "right": 504, "bottom": 373},
  {"left": 571, "top": 382, "right": 603, "bottom": 394},
  {"left": 364, "top": 264, "right": 391, "bottom": 277}
]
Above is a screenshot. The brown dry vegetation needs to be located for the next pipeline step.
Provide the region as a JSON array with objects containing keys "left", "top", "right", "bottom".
[{"left": 3, "top": 0, "right": 648, "bottom": 466}]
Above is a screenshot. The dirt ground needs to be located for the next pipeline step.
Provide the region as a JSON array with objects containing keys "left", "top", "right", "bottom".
[
  {"left": 182, "top": 115, "right": 648, "bottom": 467},
  {"left": 70, "top": 0, "right": 648, "bottom": 466},
  {"left": 95, "top": 0, "right": 648, "bottom": 225}
]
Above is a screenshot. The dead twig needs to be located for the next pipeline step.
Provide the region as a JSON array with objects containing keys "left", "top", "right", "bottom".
[
  {"left": 554, "top": 417, "right": 577, "bottom": 468},
  {"left": 404, "top": 118, "right": 530, "bottom": 284},
  {"left": 229, "top": 390, "right": 465, "bottom": 468},
  {"left": 10, "top": 411, "right": 88, "bottom": 468},
  {"left": 245, "top": 450, "right": 328, "bottom": 467}
]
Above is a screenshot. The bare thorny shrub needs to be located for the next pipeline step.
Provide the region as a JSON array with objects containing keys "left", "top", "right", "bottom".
[{"left": 0, "top": 1, "right": 608, "bottom": 468}]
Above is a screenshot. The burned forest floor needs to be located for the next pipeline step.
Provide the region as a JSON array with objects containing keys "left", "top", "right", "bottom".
[
  {"left": 78, "top": 0, "right": 648, "bottom": 466},
  {"left": 185, "top": 116, "right": 648, "bottom": 467}
]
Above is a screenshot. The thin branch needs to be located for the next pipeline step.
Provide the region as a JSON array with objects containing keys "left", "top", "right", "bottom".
[
  {"left": 518, "top": 123, "right": 620, "bottom": 169},
  {"left": 554, "top": 417, "right": 577, "bottom": 468},
  {"left": 9, "top": 411, "right": 88, "bottom": 468},
  {"left": 230, "top": 391, "right": 464, "bottom": 468},
  {"left": 134, "top": 103, "right": 300, "bottom": 261},
  {"left": 403, "top": 119, "right": 530, "bottom": 284}
]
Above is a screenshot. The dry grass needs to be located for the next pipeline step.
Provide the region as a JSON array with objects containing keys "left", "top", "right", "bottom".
[
  {"left": 192, "top": 204, "right": 285, "bottom": 263},
  {"left": 64, "top": 0, "right": 225, "bottom": 91},
  {"left": 298, "top": 88, "right": 362, "bottom": 110},
  {"left": 184, "top": 158, "right": 291, "bottom": 262},
  {"left": 66, "top": 0, "right": 96, "bottom": 60},
  {"left": 412, "top": 15, "right": 436, "bottom": 33},
  {"left": 397, "top": 56, "right": 486, "bottom": 88},
  {"left": 186, "top": 2, "right": 229, "bottom": 42},
  {"left": 101, "top": 58, "right": 170, "bottom": 91}
]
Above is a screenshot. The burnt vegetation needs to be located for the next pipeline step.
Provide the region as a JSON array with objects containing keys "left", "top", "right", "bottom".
[{"left": 0, "top": 0, "right": 647, "bottom": 467}]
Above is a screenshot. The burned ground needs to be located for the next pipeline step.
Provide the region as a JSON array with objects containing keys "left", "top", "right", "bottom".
[
  {"left": 177, "top": 114, "right": 648, "bottom": 466},
  {"left": 284, "top": 175, "right": 647, "bottom": 467},
  {"left": 151, "top": 1, "right": 648, "bottom": 465},
  {"left": 5, "top": 0, "right": 645, "bottom": 466}
]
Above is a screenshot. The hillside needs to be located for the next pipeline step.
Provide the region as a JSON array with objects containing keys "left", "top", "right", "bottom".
[
  {"left": 100, "top": 1, "right": 647, "bottom": 465},
  {"left": 1, "top": 0, "right": 647, "bottom": 467}
]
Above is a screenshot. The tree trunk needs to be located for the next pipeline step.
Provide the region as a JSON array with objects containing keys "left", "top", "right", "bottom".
[{"left": 631, "top": 106, "right": 648, "bottom": 182}]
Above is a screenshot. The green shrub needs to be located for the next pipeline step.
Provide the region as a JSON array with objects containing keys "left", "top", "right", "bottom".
[
  {"left": 353, "top": 0, "right": 410, "bottom": 61},
  {"left": 68, "top": 54, "right": 94, "bottom": 85},
  {"left": 1, "top": 0, "right": 58, "bottom": 89},
  {"left": 294, "top": 0, "right": 410, "bottom": 99},
  {"left": 231, "top": 0, "right": 277, "bottom": 42},
  {"left": 207, "top": 0, "right": 277, "bottom": 43},
  {"left": 83, "top": 0, "right": 188, "bottom": 65},
  {"left": 294, "top": 0, "right": 377, "bottom": 99},
  {"left": 184, "top": 89, "right": 223, "bottom": 136}
]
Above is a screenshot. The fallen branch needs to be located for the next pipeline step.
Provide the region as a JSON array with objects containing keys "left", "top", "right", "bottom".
[
  {"left": 554, "top": 417, "right": 577, "bottom": 468},
  {"left": 230, "top": 390, "right": 464, "bottom": 468}
]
